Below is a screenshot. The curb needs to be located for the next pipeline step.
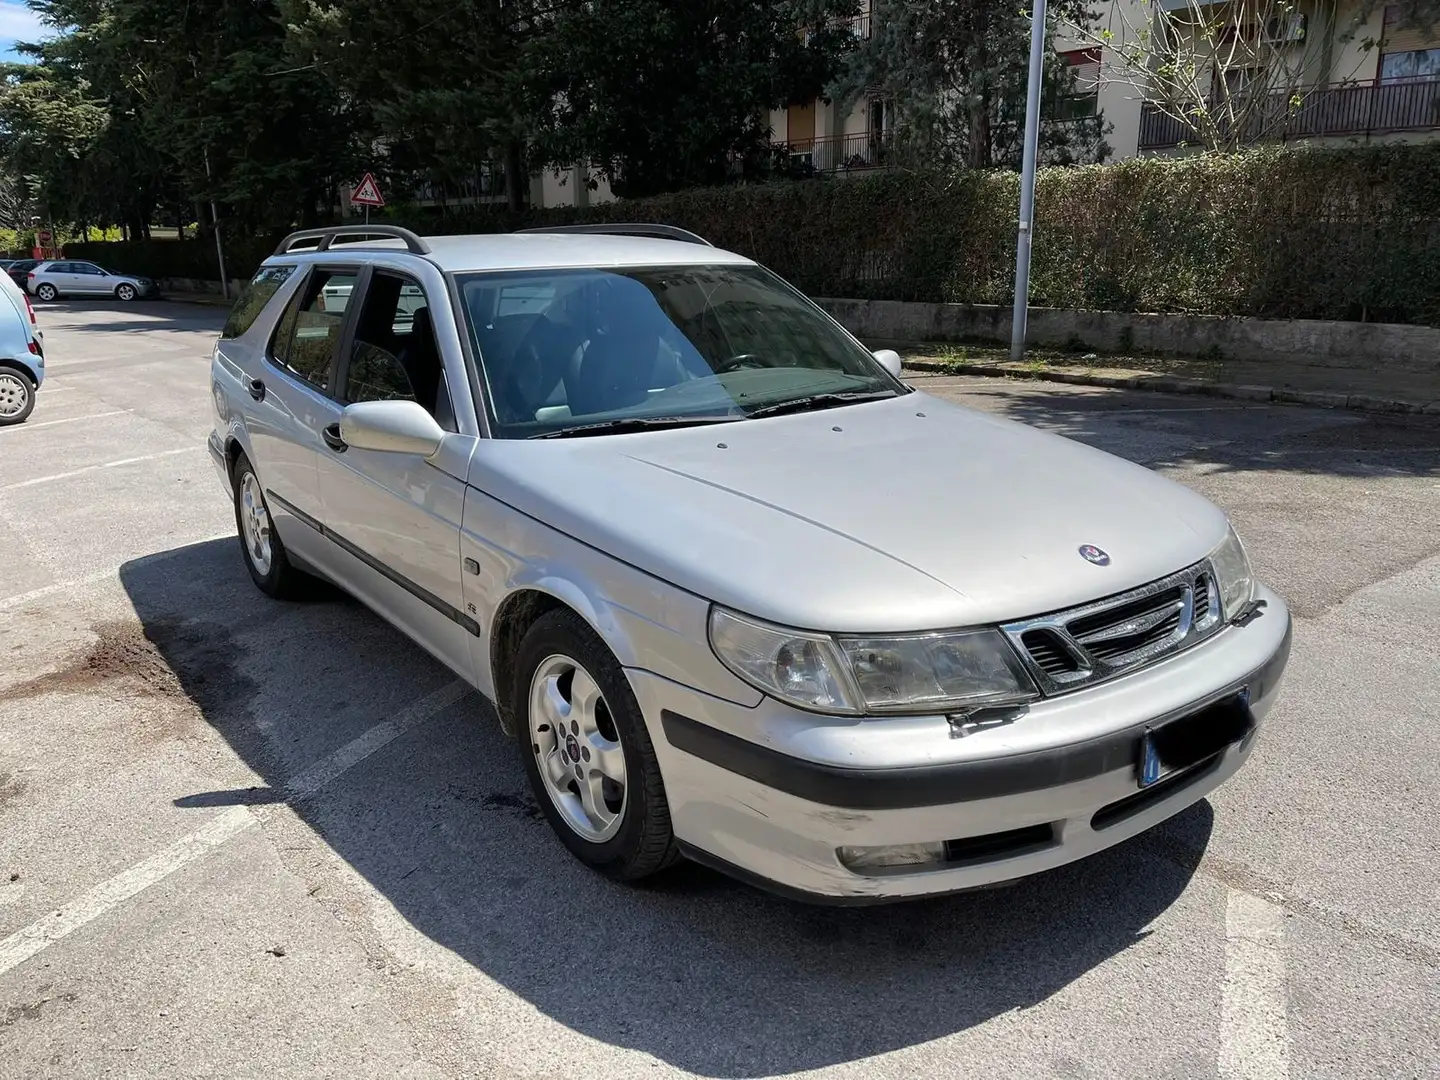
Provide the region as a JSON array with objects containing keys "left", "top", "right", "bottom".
[
  {"left": 903, "top": 359, "right": 1439, "bottom": 417},
  {"left": 162, "top": 293, "right": 232, "bottom": 307}
]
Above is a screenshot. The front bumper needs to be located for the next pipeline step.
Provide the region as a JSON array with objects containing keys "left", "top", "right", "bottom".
[{"left": 631, "top": 586, "right": 1291, "bottom": 903}]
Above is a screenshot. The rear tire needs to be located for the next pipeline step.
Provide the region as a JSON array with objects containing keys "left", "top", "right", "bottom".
[
  {"left": 231, "top": 451, "right": 307, "bottom": 599},
  {"left": 115, "top": 283, "right": 137, "bottom": 301},
  {"left": 514, "top": 608, "right": 680, "bottom": 881},
  {"left": 34, "top": 284, "right": 56, "bottom": 302},
  {"left": 0, "top": 363, "right": 35, "bottom": 426}
]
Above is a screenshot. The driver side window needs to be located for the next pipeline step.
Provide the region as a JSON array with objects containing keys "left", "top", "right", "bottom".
[{"left": 343, "top": 273, "right": 455, "bottom": 431}]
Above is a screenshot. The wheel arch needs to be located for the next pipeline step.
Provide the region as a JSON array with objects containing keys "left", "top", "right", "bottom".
[
  {"left": 487, "top": 580, "right": 638, "bottom": 738},
  {"left": 0, "top": 356, "right": 40, "bottom": 386}
]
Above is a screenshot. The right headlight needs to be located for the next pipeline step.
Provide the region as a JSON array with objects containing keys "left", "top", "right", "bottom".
[
  {"left": 708, "top": 607, "right": 1038, "bottom": 716},
  {"left": 1210, "top": 523, "right": 1256, "bottom": 620}
]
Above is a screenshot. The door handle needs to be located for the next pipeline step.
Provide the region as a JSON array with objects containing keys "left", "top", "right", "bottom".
[
  {"left": 322, "top": 423, "right": 348, "bottom": 453},
  {"left": 246, "top": 378, "right": 265, "bottom": 402}
]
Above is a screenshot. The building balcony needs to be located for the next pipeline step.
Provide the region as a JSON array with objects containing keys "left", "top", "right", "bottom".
[
  {"left": 770, "top": 129, "right": 899, "bottom": 175},
  {"left": 1138, "top": 75, "right": 1440, "bottom": 150},
  {"left": 837, "top": 11, "right": 871, "bottom": 39}
]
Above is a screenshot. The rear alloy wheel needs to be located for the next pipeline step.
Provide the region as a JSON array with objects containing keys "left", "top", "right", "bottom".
[
  {"left": 34, "top": 283, "right": 56, "bottom": 302},
  {"left": 115, "top": 283, "right": 137, "bottom": 301},
  {"left": 515, "top": 608, "right": 679, "bottom": 880},
  {"left": 0, "top": 364, "right": 35, "bottom": 426},
  {"left": 231, "top": 452, "right": 307, "bottom": 599}
]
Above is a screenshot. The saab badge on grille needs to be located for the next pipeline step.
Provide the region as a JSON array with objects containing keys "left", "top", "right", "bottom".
[{"left": 1078, "top": 544, "right": 1111, "bottom": 566}]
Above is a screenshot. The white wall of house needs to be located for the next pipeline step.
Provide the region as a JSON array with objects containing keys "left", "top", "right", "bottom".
[
  {"left": 1332, "top": 1, "right": 1387, "bottom": 81},
  {"left": 533, "top": 166, "right": 615, "bottom": 209}
]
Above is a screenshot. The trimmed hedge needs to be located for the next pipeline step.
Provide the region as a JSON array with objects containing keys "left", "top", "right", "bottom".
[{"left": 66, "top": 143, "right": 1440, "bottom": 326}]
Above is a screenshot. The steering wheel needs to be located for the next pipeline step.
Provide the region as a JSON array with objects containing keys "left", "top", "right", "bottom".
[{"left": 714, "top": 353, "right": 768, "bottom": 374}]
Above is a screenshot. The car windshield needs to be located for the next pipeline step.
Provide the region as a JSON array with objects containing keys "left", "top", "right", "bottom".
[{"left": 455, "top": 264, "right": 905, "bottom": 439}]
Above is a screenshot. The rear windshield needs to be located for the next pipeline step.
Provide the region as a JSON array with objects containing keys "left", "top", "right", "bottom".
[{"left": 221, "top": 265, "right": 297, "bottom": 340}]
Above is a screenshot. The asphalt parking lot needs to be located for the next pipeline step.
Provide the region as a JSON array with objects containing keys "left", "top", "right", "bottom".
[{"left": 1, "top": 301, "right": 1438, "bottom": 1079}]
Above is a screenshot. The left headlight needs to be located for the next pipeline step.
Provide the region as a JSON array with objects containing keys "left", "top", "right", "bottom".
[
  {"left": 708, "top": 608, "right": 1038, "bottom": 716},
  {"left": 1210, "top": 523, "right": 1255, "bottom": 620}
]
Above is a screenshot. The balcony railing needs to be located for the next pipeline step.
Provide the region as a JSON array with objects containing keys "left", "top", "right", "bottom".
[
  {"left": 837, "top": 11, "right": 871, "bottom": 39},
  {"left": 770, "top": 129, "right": 900, "bottom": 174},
  {"left": 1139, "top": 75, "right": 1440, "bottom": 149},
  {"left": 409, "top": 166, "right": 508, "bottom": 206}
]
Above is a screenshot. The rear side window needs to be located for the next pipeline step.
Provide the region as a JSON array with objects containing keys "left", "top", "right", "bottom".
[
  {"left": 269, "top": 268, "right": 358, "bottom": 390},
  {"left": 222, "top": 265, "right": 296, "bottom": 340}
]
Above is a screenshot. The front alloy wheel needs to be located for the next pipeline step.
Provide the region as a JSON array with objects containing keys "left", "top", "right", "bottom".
[
  {"left": 116, "top": 283, "right": 137, "bottom": 301},
  {"left": 514, "top": 608, "right": 679, "bottom": 880},
  {"left": 529, "top": 654, "right": 628, "bottom": 842}
]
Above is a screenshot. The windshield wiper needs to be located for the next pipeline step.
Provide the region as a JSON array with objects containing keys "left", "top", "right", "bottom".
[
  {"left": 528, "top": 415, "right": 739, "bottom": 439},
  {"left": 744, "top": 389, "right": 900, "bottom": 420}
]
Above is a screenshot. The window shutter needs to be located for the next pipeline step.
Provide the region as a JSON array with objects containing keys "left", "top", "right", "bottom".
[
  {"left": 1383, "top": 5, "right": 1438, "bottom": 53},
  {"left": 1060, "top": 47, "right": 1102, "bottom": 92}
]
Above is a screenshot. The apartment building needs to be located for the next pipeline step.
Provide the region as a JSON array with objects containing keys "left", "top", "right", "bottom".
[
  {"left": 484, "top": 0, "right": 1440, "bottom": 209},
  {"left": 1083, "top": 0, "right": 1440, "bottom": 155},
  {"left": 770, "top": 0, "right": 1440, "bottom": 169}
]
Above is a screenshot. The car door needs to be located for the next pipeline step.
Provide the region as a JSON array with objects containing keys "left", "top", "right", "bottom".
[
  {"left": 71, "top": 263, "right": 109, "bottom": 295},
  {"left": 241, "top": 263, "right": 359, "bottom": 574},
  {"left": 39, "top": 262, "right": 74, "bottom": 293},
  {"left": 314, "top": 265, "right": 480, "bottom": 681}
]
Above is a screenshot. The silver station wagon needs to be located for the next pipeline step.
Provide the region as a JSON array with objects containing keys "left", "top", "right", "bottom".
[{"left": 208, "top": 224, "right": 1291, "bottom": 903}]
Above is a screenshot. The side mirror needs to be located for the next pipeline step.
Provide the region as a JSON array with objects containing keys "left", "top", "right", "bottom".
[
  {"left": 873, "top": 348, "right": 903, "bottom": 378},
  {"left": 339, "top": 400, "right": 444, "bottom": 457}
]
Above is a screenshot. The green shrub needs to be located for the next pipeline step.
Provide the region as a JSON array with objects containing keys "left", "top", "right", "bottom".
[{"left": 63, "top": 143, "right": 1440, "bottom": 326}]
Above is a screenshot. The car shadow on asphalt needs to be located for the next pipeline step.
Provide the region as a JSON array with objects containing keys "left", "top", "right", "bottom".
[
  {"left": 120, "top": 537, "right": 1214, "bottom": 1078},
  {"left": 36, "top": 300, "right": 227, "bottom": 335}
]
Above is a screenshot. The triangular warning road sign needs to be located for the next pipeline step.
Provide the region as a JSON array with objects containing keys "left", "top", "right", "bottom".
[{"left": 351, "top": 172, "right": 385, "bottom": 208}]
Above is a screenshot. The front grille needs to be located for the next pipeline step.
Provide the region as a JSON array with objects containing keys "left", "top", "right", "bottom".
[
  {"left": 1071, "top": 586, "right": 1186, "bottom": 661},
  {"left": 1003, "top": 562, "right": 1223, "bottom": 696}
]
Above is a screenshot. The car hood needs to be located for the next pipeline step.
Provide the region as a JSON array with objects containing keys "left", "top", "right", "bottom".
[{"left": 467, "top": 392, "right": 1229, "bottom": 632}]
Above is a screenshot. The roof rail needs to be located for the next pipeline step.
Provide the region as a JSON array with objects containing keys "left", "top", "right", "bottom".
[
  {"left": 273, "top": 225, "right": 432, "bottom": 257},
  {"left": 516, "top": 223, "right": 713, "bottom": 247}
]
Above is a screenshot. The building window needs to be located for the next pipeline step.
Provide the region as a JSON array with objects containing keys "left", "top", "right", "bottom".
[
  {"left": 1054, "top": 47, "right": 1101, "bottom": 119},
  {"left": 1381, "top": 5, "right": 1440, "bottom": 79},
  {"left": 867, "top": 97, "right": 893, "bottom": 133},
  {"left": 1380, "top": 49, "right": 1440, "bottom": 80}
]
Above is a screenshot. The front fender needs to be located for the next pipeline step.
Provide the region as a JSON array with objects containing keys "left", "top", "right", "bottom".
[{"left": 462, "top": 485, "right": 764, "bottom": 714}]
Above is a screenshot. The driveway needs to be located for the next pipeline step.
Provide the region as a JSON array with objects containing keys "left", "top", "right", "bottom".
[{"left": 1, "top": 304, "right": 1437, "bottom": 1078}]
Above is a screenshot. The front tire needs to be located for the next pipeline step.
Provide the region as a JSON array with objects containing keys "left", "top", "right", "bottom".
[
  {"left": 115, "top": 283, "right": 137, "bottom": 301},
  {"left": 231, "top": 451, "right": 307, "bottom": 599},
  {"left": 34, "top": 284, "right": 57, "bottom": 302},
  {"left": 0, "top": 364, "right": 35, "bottom": 426},
  {"left": 515, "top": 608, "right": 679, "bottom": 881}
]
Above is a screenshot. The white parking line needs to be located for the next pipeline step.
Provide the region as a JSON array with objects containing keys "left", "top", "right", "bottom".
[
  {"left": 1219, "top": 889, "right": 1291, "bottom": 1079},
  {"left": 1, "top": 447, "right": 194, "bottom": 490},
  {"left": 0, "top": 679, "right": 468, "bottom": 977},
  {"left": 0, "top": 807, "right": 255, "bottom": 976},
  {"left": 11, "top": 409, "right": 133, "bottom": 430}
]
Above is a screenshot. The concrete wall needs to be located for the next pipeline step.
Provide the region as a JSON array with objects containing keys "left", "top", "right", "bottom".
[{"left": 816, "top": 297, "right": 1440, "bottom": 374}]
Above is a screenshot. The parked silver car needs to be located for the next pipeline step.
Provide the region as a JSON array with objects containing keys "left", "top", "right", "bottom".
[
  {"left": 0, "top": 268, "right": 45, "bottom": 426},
  {"left": 28, "top": 260, "right": 158, "bottom": 301},
  {"left": 208, "top": 224, "right": 1291, "bottom": 903}
]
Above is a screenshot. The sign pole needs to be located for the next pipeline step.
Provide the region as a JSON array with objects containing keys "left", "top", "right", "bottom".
[{"left": 1010, "top": 0, "right": 1049, "bottom": 363}]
